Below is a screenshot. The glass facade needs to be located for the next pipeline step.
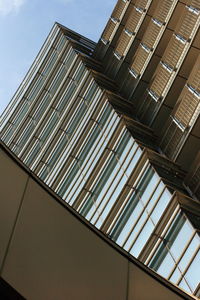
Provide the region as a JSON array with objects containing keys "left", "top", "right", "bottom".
[
  {"left": 147, "top": 210, "right": 200, "bottom": 294},
  {"left": 1, "top": 20, "right": 200, "bottom": 299}
]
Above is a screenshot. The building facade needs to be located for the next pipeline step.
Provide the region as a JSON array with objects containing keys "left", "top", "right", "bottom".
[{"left": 0, "top": 0, "right": 200, "bottom": 299}]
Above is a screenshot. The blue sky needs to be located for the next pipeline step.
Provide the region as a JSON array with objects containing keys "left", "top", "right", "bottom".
[{"left": 0, "top": 0, "right": 116, "bottom": 114}]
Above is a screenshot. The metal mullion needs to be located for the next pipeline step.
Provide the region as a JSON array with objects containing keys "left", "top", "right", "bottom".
[
  {"left": 127, "top": 186, "right": 174, "bottom": 254},
  {"left": 30, "top": 110, "right": 63, "bottom": 169},
  {"left": 177, "top": 244, "right": 200, "bottom": 286},
  {"left": 168, "top": 231, "right": 196, "bottom": 282},
  {"left": 122, "top": 181, "right": 163, "bottom": 250},
  {"left": 145, "top": 206, "right": 180, "bottom": 265},
  {"left": 78, "top": 133, "right": 113, "bottom": 194},
  {"left": 1, "top": 24, "right": 61, "bottom": 130},
  {"left": 105, "top": 185, "right": 136, "bottom": 234},
  {"left": 31, "top": 112, "right": 61, "bottom": 168},
  {"left": 57, "top": 110, "right": 105, "bottom": 202},
  {"left": 106, "top": 122, "right": 126, "bottom": 151},
  {"left": 14, "top": 76, "right": 71, "bottom": 155},
  {"left": 40, "top": 131, "right": 71, "bottom": 182},
  {"left": 87, "top": 155, "right": 123, "bottom": 224},
  {"left": 35, "top": 130, "right": 66, "bottom": 177},
  {"left": 93, "top": 151, "right": 138, "bottom": 228},
  {"left": 162, "top": 234, "right": 198, "bottom": 294},
  {"left": 14, "top": 117, "right": 36, "bottom": 151},
  {"left": 88, "top": 150, "right": 114, "bottom": 192},
  {"left": 116, "top": 139, "right": 136, "bottom": 175},
  {"left": 77, "top": 77, "right": 95, "bottom": 99},
  {"left": 39, "top": 88, "right": 78, "bottom": 164},
  {"left": 77, "top": 110, "right": 119, "bottom": 181},
  {"left": 32, "top": 70, "right": 87, "bottom": 170},
  {"left": 11, "top": 110, "right": 34, "bottom": 146},
  {"left": 20, "top": 107, "right": 55, "bottom": 161},
  {"left": 76, "top": 111, "right": 119, "bottom": 178},
  {"left": 103, "top": 147, "right": 146, "bottom": 235},
  {"left": 54, "top": 156, "right": 78, "bottom": 193},
  {"left": 46, "top": 49, "right": 77, "bottom": 92},
  {"left": 50, "top": 99, "right": 108, "bottom": 185},
  {"left": 48, "top": 106, "right": 93, "bottom": 186},
  {"left": 9, "top": 49, "right": 53, "bottom": 125},
  {"left": 69, "top": 99, "right": 107, "bottom": 159},
  {"left": 73, "top": 149, "right": 112, "bottom": 211},
  {"left": 23, "top": 136, "right": 42, "bottom": 167},
  {"left": 27, "top": 48, "right": 73, "bottom": 114},
  {"left": 59, "top": 157, "right": 82, "bottom": 201},
  {"left": 68, "top": 99, "right": 96, "bottom": 146},
  {"left": 86, "top": 117, "right": 123, "bottom": 187},
  {"left": 73, "top": 149, "right": 118, "bottom": 216},
  {"left": 31, "top": 90, "right": 52, "bottom": 119},
  {"left": 90, "top": 152, "right": 126, "bottom": 224},
  {"left": 61, "top": 158, "right": 85, "bottom": 202},
  {"left": 94, "top": 167, "right": 131, "bottom": 228},
  {"left": 26, "top": 43, "right": 70, "bottom": 102}
]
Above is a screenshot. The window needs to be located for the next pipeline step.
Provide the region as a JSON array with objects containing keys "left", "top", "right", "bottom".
[
  {"left": 114, "top": 1, "right": 151, "bottom": 58},
  {"left": 173, "top": 54, "right": 200, "bottom": 129},
  {"left": 130, "top": 0, "right": 177, "bottom": 77},
  {"left": 148, "top": 210, "right": 199, "bottom": 293},
  {"left": 101, "top": 0, "right": 129, "bottom": 44}
]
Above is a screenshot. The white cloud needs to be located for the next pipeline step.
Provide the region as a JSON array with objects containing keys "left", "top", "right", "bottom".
[{"left": 0, "top": 0, "right": 26, "bottom": 15}]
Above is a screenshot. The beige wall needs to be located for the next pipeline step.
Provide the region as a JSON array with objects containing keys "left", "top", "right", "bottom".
[{"left": 0, "top": 143, "right": 194, "bottom": 300}]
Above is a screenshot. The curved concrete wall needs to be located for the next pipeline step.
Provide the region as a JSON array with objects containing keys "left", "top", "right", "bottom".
[{"left": 0, "top": 142, "right": 195, "bottom": 300}]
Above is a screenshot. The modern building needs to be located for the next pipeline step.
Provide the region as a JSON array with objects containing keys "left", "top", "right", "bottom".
[{"left": 0, "top": 0, "right": 200, "bottom": 299}]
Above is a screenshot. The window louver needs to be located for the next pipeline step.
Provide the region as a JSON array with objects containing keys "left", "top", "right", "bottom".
[
  {"left": 130, "top": 0, "right": 176, "bottom": 76},
  {"left": 154, "top": 0, "right": 175, "bottom": 23},
  {"left": 162, "top": 34, "right": 186, "bottom": 69},
  {"left": 149, "top": 63, "right": 172, "bottom": 100},
  {"left": 175, "top": 4, "right": 200, "bottom": 40},
  {"left": 101, "top": 0, "right": 129, "bottom": 44},
  {"left": 174, "top": 55, "right": 200, "bottom": 128},
  {"left": 114, "top": 0, "right": 151, "bottom": 58},
  {"left": 101, "top": 19, "right": 117, "bottom": 44},
  {"left": 112, "top": 0, "right": 128, "bottom": 21},
  {"left": 130, "top": 46, "right": 149, "bottom": 76}
]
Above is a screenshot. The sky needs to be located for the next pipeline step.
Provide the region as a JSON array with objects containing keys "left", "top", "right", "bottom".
[{"left": 0, "top": 0, "right": 116, "bottom": 115}]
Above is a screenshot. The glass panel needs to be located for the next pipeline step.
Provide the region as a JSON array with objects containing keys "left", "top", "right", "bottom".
[
  {"left": 40, "top": 111, "right": 59, "bottom": 142},
  {"left": 130, "top": 219, "right": 154, "bottom": 257},
  {"left": 43, "top": 51, "right": 58, "bottom": 76},
  {"left": 170, "top": 268, "right": 182, "bottom": 284},
  {"left": 139, "top": 172, "right": 160, "bottom": 206},
  {"left": 110, "top": 166, "right": 154, "bottom": 243},
  {"left": 149, "top": 212, "right": 185, "bottom": 271},
  {"left": 184, "top": 250, "right": 200, "bottom": 292},
  {"left": 145, "top": 181, "right": 165, "bottom": 212},
  {"left": 157, "top": 252, "right": 176, "bottom": 278},
  {"left": 33, "top": 93, "right": 51, "bottom": 122},
  {"left": 150, "top": 188, "right": 171, "bottom": 224},
  {"left": 169, "top": 233, "right": 200, "bottom": 285},
  {"left": 116, "top": 199, "right": 143, "bottom": 247},
  {"left": 16, "top": 119, "right": 35, "bottom": 151},
  {"left": 179, "top": 278, "right": 191, "bottom": 294},
  {"left": 170, "top": 220, "right": 194, "bottom": 261},
  {"left": 25, "top": 140, "right": 41, "bottom": 167},
  {"left": 27, "top": 75, "right": 45, "bottom": 102},
  {"left": 179, "top": 233, "right": 200, "bottom": 271}
]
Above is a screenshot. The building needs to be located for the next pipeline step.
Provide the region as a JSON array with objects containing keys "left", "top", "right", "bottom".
[{"left": 0, "top": 0, "right": 200, "bottom": 299}]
